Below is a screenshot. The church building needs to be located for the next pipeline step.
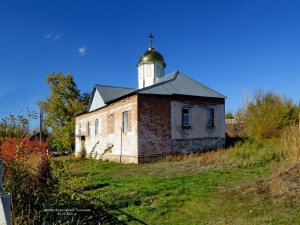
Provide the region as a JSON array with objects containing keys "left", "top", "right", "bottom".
[{"left": 75, "top": 35, "right": 226, "bottom": 163}]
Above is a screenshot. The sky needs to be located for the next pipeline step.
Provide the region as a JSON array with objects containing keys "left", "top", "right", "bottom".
[{"left": 1, "top": 0, "right": 300, "bottom": 129}]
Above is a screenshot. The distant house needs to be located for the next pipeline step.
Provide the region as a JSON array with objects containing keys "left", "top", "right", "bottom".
[
  {"left": 75, "top": 36, "right": 226, "bottom": 163},
  {"left": 29, "top": 131, "right": 48, "bottom": 142},
  {"left": 225, "top": 119, "right": 244, "bottom": 137}
]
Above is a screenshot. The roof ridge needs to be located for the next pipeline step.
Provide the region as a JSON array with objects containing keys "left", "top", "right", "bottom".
[
  {"left": 136, "top": 70, "right": 179, "bottom": 93},
  {"left": 95, "top": 84, "right": 136, "bottom": 90}
]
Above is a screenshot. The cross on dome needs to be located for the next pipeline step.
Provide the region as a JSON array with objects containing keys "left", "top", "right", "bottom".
[{"left": 149, "top": 33, "right": 154, "bottom": 48}]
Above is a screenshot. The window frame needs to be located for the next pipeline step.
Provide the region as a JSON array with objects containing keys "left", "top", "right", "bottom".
[
  {"left": 95, "top": 119, "right": 99, "bottom": 135},
  {"left": 87, "top": 121, "right": 91, "bottom": 137},
  {"left": 182, "top": 107, "right": 190, "bottom": 127},
  {"left": 207, "top": 108, "right": 214, "bottom": 127},
  {"left": 123, "top": 111, "right": 128, "bottom": 132},
  {"left": 77, "top": 124, "right": 81, "bottom": 136}
]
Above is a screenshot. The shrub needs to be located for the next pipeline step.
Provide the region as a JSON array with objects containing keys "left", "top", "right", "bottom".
[
  {"left": 243, "top": 90, "right": 298, "bottom": 140},
  {"left": 0, "top": 138, "right": 52, "bottom": 223}
]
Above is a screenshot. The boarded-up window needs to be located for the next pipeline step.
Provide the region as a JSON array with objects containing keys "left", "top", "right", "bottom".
[{"left": 107, "top": 114, "right": 114, "bottom": 134}]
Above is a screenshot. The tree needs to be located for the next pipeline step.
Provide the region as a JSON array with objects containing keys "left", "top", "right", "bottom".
[
  {"left": 243, "top": 90, "right": 299, "bottom": 140},
  {"left": 79, "top": 91, "right": 91, "bottom": 109},
  {"left": 0, "top": 112, "right": 35, "bottom": 143},
  {"left": 42, "top": 72, "right": 86, "bottom": 152},
  {"left": 225, "top": 112, "right": 234, "bottom": 119}
]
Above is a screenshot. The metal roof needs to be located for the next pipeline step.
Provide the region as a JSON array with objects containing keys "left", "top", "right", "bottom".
[
  {"left": 88, "top": 71, "right": 225, "bottom": 111},
  {"left": 136, "top": 71, "right": 226, "bottom": 99},
  {"left": 95, "top": 85, "right": 136, "bottom": 104}
]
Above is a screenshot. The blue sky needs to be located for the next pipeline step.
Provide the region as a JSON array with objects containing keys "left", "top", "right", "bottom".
[{"left": 1, "top": 0, "right": 300, "bottom": 129}]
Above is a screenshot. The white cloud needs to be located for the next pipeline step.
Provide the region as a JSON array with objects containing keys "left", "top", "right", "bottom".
[
  {"left": 78, "top": 46, "right": 87, "bottom": 55},
  {"left": 44, "top": 33, "right": 52, "bottom": 39},
  {"left": 54, "top": 34, "right": 61, "bottom": 40}
]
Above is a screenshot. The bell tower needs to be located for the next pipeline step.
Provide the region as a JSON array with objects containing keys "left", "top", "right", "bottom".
[{"left": 137, "top": 34, "right": 167, "bottom": 89}]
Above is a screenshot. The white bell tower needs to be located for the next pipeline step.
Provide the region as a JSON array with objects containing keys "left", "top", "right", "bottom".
[{"left": 137, "top": 34, "right": 166, "bottom": 89}]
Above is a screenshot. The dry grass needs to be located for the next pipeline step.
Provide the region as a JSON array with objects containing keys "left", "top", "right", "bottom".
[
  {"left": 279, "top": 125, "right": 300, "bottom": 162},
  {"left": 162, "top": 149, "right": 230, "bottom": 167},
  {"left": 255, "top": 125, "right": 300, "bottom": 201},
  {"left": 163, "top": 126, "right": 300, "bottom": 202}
]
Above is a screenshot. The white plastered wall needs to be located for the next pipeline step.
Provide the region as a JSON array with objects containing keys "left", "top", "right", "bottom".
[
  {"left": 89, "top": 90, "right": 106, "bottom": 112},
  {"left": 171, "top": 101, "right": 225, "bottom": 139},
  {"left": 138, "top": 62, "right": 164, "bottom": 89}
]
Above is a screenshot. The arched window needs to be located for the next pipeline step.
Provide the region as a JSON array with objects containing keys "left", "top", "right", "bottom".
[
  {"left": 139, "top": 67, "right": 143, "bottom": 79},
  {"left": 146, "top": 65, "right": 151, "bottom": 77},
  {"left": 156, "top": 65, "right": 161, "bottom": 77}
]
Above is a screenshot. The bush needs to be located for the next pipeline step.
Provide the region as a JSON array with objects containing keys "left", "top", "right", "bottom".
[
  {"left": 243, "top": 90, "right": 298, "bottom": 140},
  {"left": 0, "top": 138, "right": 52, "bottom": 223}
]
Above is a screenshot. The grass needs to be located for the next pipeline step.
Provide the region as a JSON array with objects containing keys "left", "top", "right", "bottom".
[
  {"left": 55, "top": 157, "right": 299, "bottom": 224},
  {"left": 50, "top": 126, "right": 300, "bottom": 224}
]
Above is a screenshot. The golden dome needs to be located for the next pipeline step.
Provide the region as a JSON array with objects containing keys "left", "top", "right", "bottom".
[{"left": 137, "top": 45, "right": 166, "bottom": 68}]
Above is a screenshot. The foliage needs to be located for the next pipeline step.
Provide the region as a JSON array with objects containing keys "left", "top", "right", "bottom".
[
  {"left": 0, "top": 138, "right": 51, "bottom": 224},
  {"left": 0, "top": 109, "right": 39, "bottom": 143},
  {"left": 0, "top": 114, "right": 29, "bottom": 143},
  {"left": 225, "top": 112, "right": 234, "bottom": 119},
  {"left": 41, "top": 72, "right": 86, "bottom": 152},
  {"left": 0, "top": 137, "right": 117, "bottom": 224},
  {"left": 0, "top": 138, "right": 48, "bottom": 165},
  {"left": 241, "top": 90, "right": 299, "bottom": 140},
  {"left": 79, "top": 91, "right": 91, "bottom": 109}
]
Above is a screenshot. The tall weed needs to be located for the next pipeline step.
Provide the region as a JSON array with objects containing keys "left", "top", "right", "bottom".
[{"left": 279, "top": 125, "right": 300, "bottom": 162}]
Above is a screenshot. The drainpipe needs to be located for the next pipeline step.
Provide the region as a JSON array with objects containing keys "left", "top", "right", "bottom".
[{"left": 0, "top": 157, "right": 11, "bottom": 225}]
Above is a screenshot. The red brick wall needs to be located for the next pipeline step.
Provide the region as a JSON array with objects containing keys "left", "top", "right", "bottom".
[
  {"left": 137, "top": 94, "right": 172, "bottom": 156},
  {"left": 137, "top": 94, "right": 225, "bottom": 157}
]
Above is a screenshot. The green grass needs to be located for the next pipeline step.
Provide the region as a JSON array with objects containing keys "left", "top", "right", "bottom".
[{"left": 58, "top": 154, "right": 300, "bottom": 224}]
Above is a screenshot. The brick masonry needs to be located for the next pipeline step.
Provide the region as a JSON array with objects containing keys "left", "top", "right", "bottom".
[
  {"left": 137, "top": 94, "right": 225, "bottom": 160},
  {"left": 137, "top": 95, "right": 172, "bottom": 157},
  {"left": 75, "top": 93, "right": 225, "bottom": 163},
  {"left": 75, "top": 94, "right": 139, "bottom": 163}
]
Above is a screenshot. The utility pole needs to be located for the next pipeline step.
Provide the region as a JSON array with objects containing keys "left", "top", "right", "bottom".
[
  {"left": 36, "top": 100, "right": 43, "bottom": 142},
  {"left": 39, "top": 108, "right": 43, "bottom": 142}
]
